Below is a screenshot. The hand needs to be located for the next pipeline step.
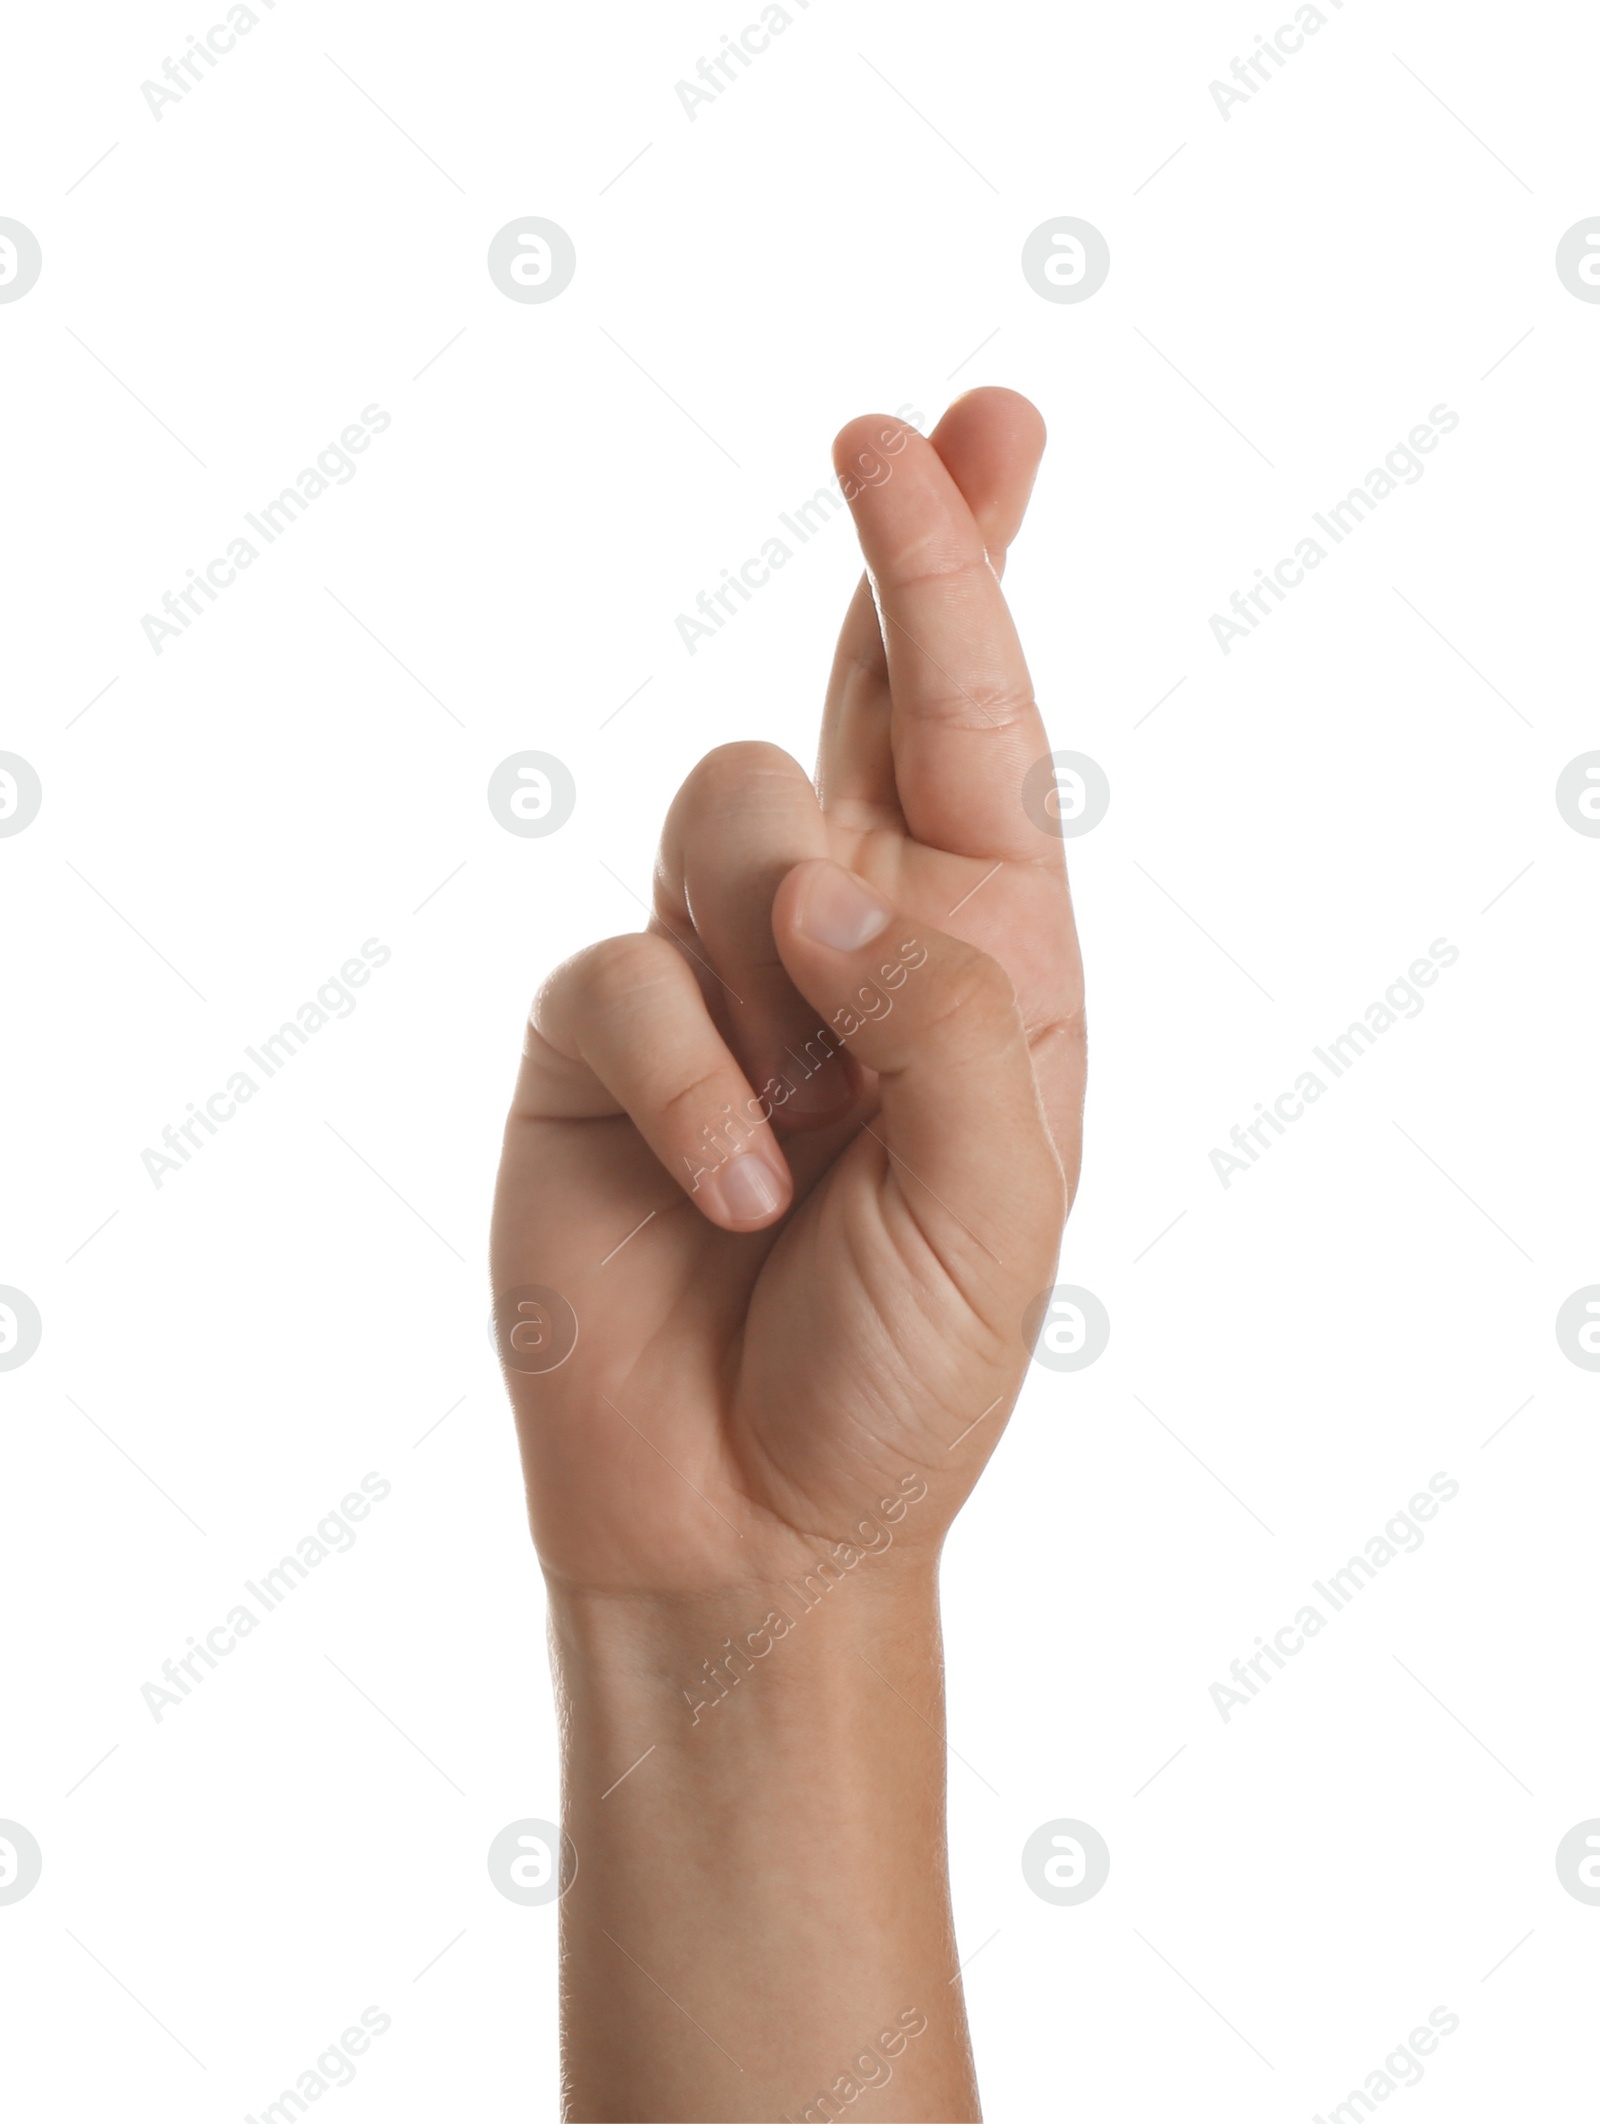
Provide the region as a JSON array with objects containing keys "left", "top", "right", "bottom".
[
  {"left": 493, "top": 388, "right": 1086, "bottom": 2123},
  {"left": 491, "top": 387, "right": 1085, "bottom": 1601}
]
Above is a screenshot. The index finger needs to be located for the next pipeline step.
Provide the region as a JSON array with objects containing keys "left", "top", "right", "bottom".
[{"left": 833, "top": 409, "right": 1052, "bottom": 863}]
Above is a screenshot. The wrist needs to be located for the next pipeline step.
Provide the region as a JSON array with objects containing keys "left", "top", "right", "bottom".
[
  {"left": 549, "top": 1564, "right": 976, "bottom": 2122},
  {"left": 547, "top": 1558, "right": 943, "bottom": 1753}
]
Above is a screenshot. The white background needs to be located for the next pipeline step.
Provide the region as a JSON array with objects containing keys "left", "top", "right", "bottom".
[{"left": 3, "top": 1, "right": 1598, "bottom": 2117}]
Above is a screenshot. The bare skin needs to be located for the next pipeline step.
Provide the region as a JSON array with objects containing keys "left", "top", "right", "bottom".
[{"left": 492, "top": 387, "right": 1085, "bottom": 2123}]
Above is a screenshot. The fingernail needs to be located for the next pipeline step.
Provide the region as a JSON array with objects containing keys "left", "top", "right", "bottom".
[
  {"left": 799, "top": 865, "right": 890, "bottom": 951},
  {"left": 703, "top": 1149, "right": 784, "bottom": 1226}
]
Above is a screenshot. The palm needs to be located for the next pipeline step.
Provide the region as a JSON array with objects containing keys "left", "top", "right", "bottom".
[{"left": 493, "top": 393, "right": 1083, "bottom": 1596}]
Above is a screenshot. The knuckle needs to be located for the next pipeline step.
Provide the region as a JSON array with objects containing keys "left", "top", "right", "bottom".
[
  {"left": 918, "top": 672, "right": 1038, "bottom": 737},
  {"left": 919, "top": 944, "right": 1019, "bottom": 1046},
  {"left": 882, "top": 544, "right": 990, "bottom": 600},
  {"left": 658, "top": 1061, "right": 740, "bottom": 1142},
  {"left": 580, "top": 931, "right": 677, "bottom": 1008},
  {"left": 682, "top": 740, "right": 805, "bottom": 807},
  {"left": 1056, "top": 1000, "right": 1089, "bottom": 1054},
  {"left": 970, "top": 679, "right": 1039, "bottom": 731},
  {"left": 539, "top": 932, "right": 675, "bottom": 1031}
]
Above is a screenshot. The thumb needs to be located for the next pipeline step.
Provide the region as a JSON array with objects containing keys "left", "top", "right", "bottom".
[{"left": 772, "top": 859, "right": 1064, "bottom": 1289}]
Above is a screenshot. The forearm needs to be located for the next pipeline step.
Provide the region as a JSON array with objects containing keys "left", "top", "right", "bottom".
[{"left": 549, "top": 1566, "right": 979, "bottom": 2123}]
